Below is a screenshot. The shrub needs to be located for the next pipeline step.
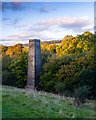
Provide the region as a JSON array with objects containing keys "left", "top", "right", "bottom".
[
  {"left": 2, "top": 70, "right": 16, "bottom": 86},
  {"left": 77, "top": 69, "right": 96, "bottom": 98},
  {"left": 2, "top": 54, "right": 14, "bottom": 86},
  {"left": 2, "top": 54, "right": 13, "bottom": 71},
  {"left": 54, "top": 82, "right": 65, "bottom": 95},
  {"left": 74, "top": 86, "right": 90, "bottom": 103}
]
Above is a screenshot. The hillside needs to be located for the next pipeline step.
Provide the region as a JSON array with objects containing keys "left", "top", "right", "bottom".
[{"left": 2, "top": 86, "right": 96, "bottom": 118}]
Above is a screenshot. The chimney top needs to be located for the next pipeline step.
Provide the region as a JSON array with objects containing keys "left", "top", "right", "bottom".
[{"left": 29, "top": 39, "right": 40, "bottom": 42}]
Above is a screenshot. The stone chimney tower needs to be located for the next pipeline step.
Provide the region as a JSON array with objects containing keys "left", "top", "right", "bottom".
[{"left": 27, "top": 39, "right": 42, "bottom": 90}]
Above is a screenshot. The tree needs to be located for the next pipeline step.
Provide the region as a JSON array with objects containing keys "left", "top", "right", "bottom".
[
  {"left": 50, "top": 44, "right": 57, "bottom": 53},
  {"left": 2, "top": 45, "right": 8, "bottom": 55},
  {"left": 9, "top": 51, "right": 28, "bottom": 88},
  {"left": 83, "top": 31, "right": 92, "bottom": 36},
  {"left": 6, "top": 43, "right": 22, "bottom": 57},
  {"left": 41, "top": 48, "right": 52, "bottom": 65}
]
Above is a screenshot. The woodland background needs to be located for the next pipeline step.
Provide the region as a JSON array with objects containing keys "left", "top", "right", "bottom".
[{"left": 1, "top": 31, "right": 96, "bottom": 102}]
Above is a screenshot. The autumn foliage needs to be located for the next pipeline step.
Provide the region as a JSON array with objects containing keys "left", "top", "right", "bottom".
[{"left": 2, "top": 31, "right": 96, "bottom": 100}]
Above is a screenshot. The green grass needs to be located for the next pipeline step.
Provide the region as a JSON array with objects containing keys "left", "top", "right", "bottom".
[{"left": 1, "top": 85, "right": 96, "bottom": 118}]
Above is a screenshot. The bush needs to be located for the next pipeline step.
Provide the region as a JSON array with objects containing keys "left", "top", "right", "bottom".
[
  {"left": 54, "top": 82, "right": 74, "bottom": 97},
  {"left": 54, "top": 82, "right": 65, "bottom": 95},
  {"left": 74, "top": 86, "right": 90, "bottom": 103},
  {"left": 2, "top": 55, "right": 13, "bottom": 71},
  {"left": 2, "top": 54, "right": 15, "bottom": 86},
  {"left": 77, "top": 69, "right": 96, "bottom": 98},
  {"left": 2, "top": 70, "right": 16, "bottom": 86}
]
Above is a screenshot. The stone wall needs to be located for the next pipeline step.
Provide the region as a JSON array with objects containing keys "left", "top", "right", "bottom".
[{"left": 27, "top": 39, "right": 41, "bottom": 90}]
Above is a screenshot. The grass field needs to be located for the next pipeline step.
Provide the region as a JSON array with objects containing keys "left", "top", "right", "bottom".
[{"left": 1, "top": 85, "right": 96, "bottom": 119}]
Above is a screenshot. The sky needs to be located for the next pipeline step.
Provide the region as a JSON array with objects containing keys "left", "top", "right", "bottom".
[{"left": 1, "top": 2, "right": 94, "bottom": 46}]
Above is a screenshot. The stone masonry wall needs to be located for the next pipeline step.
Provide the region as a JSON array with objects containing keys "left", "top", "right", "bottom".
[{"left": 27, "top": 39, "right": 41, "bottom": 90}]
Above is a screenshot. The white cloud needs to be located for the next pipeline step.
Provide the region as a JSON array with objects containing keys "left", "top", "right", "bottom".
[
  {"left": 1, "top": 16, "right": 94, "bottom": 46},
  {"left": 29, "top": 24, "right": 49, "bottom": 32},
  {"left": 82, "top": 24, "right": 94, "bottom": 30},
  {"left": 7, "top": 33, "right": 29, "bottom": 40},
  {"left": 28, "top": 16, "right": 93, "bottom": 35},
  {"left": 0, "top": 40, "right": 29, "bottom": 46},
  {"left": 37, "top": 16, "right": 92, "bottom": 29}
]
